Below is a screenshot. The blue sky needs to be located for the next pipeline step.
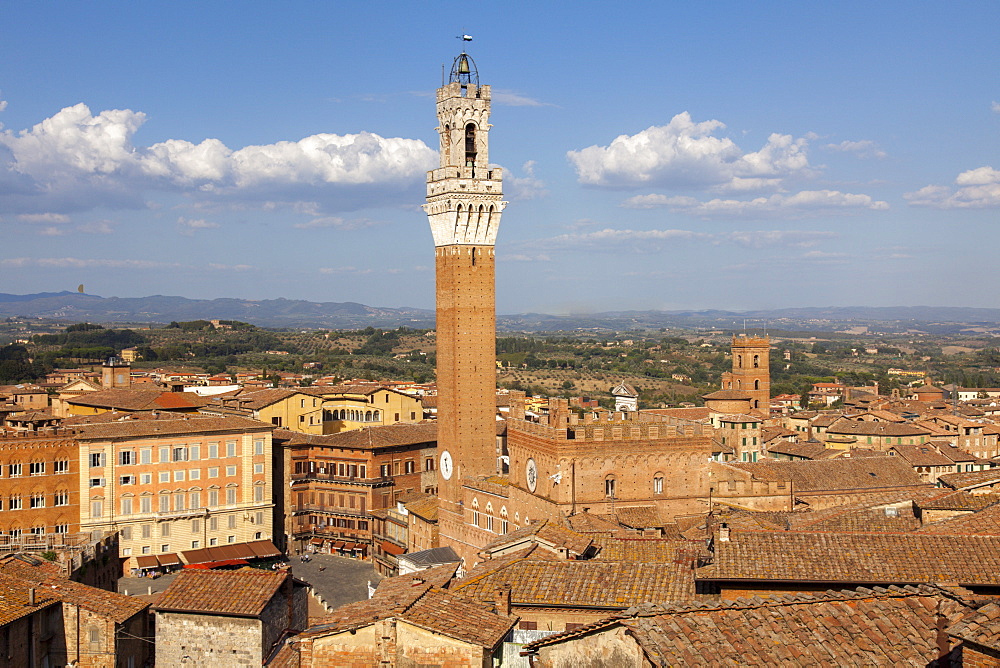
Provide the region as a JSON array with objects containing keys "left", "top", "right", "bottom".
[{"left": 2, "top": 1, "right": 998, "bottom": 314}]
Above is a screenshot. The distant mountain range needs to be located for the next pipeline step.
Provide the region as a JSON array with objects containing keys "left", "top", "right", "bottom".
[{"left": 4, "top": 292, "right": 1000, "bottom": 332}]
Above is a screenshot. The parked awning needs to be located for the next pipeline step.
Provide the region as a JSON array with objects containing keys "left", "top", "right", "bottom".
[
  {"left": 182, "top": 541, "right": 282, "bottom": 565},
  {"left": 310, "top": 537, "right": 324, "bottom": 545},
  {"left": 330, "top": 541, "right": 345, "bottom": 549},
  {"left": 379, "top": 540, "right": 405, "bottom": 556},
  {"left": 157, "top": 553, "right": 181, "bottom": 567},
  {"left": 246, "top": 540, "right": 281, "bottom": 558},
  {"left": 134, "top": 555, "right": 159, "bottom": 569}
]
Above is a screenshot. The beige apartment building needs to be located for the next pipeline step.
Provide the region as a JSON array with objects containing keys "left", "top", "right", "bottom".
[{"left": 73, "top": 415, "right": 276, "bottom": 572}]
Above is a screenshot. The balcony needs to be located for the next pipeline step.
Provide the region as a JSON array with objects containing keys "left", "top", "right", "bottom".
[
  {"left": 292, "top": 505, "right": 370, "bottom": 519},
  {"left": 290, "top": 473, "right": 393, "bottom": 487}
]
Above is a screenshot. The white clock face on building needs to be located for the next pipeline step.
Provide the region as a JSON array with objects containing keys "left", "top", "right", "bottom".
[
  {"left": 440, "top": 450, "right": 453, "bottom": 481},
  {"left": 526, "top": 458, "right": 538, "bottom": 493}
]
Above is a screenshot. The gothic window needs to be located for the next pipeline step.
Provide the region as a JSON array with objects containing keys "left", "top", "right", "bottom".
[
  {"left": 653, "top": 474, "right": 664, "bottom": 495},
  {"left": 605, "top": 476, "right": 617, "bottom": 498}
]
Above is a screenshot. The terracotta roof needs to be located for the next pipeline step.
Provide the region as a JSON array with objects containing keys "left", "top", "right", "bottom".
[
  {"left": 938, "top": 469, "right": 1000, "bottom": 490},
  {"left": 614, "top": 506, "right": 667, "bottom": 529},
  {"left": 0, "top": 558, "right": 147, "bottom": 623},
  {"left": 0, "top": 573, "right": 60, "bottom": 626},
  {"left": 370, "top": 562, "right": 459, "bottom": 610},
  {"left": 892, "top": 444, "right": 958, "bottom": 466},
  {"left": 591, "top": 537, "right": 704, "bottom": 563},
  {"left": 208, "top": 388, "right": 307, "bottom": 410},
  {"left": 482, "top": 520, "right": 592, "bottom": 557},
  {"left": 565, "top": 511, "right": 627, "bottom": 534},
  {"left": 399, "top": 587, "right": 516, "bottom": 648},
  {"left": 765, "top": 440, "right": 840, "bottom": 460},
  {"left": 278, "top": 422, "right": 436, "bottom": 450},
  {"left": 729, "top": 456, "right": 926, "bottom": 492},
  {"left": 919, "top": 491, "right": 1000, "bottom": 512},
  {"left": 785, "top": 502, "right": 922, "bottom": 533},
  {"left": 699, "top": 531, "right": 1000, "bottom": 585},
  {"left": 306, "top": 562, "right": 513, "bottom": 650},
  {"left": 526, "top": 585, "right": 977, "bottom": 666},
  {"left": 702, "top": 389, "right": 752, "bottom": 401},
  {"left": 154, "top": 568, "right": 289, "bottom": 617},
  {"left": 67, "top": 388, "right": 209, "bottom": 411},
  {"left": 760, "top": 426, "right": 797, "bottom": 443},
  {"left": 403, "top": 495, "right": 438, "bottom": 522},
  {"left": 918, "top": 503, "right": 1000, "bottom": 536},
  {"left": 74, "top": 415, "right": 272, "bottom": 439},
  {"left": 825, "top": 418, "right": 930, "bottom": 436},
  {"left": 454, "top": 559, "right": 696, "bottom": 609},
  {"left": 948, "top": 601, "right": 1000, "bottom": 652}
]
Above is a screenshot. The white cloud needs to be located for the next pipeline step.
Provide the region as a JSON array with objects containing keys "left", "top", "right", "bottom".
[
  {"left": 504, "top": 253, "right": 552, "bottom": 262},
  {"left": 527, "top": 226, "right": 837, "bottom": 254},
  {"left": 567, "top": 112, "right": 813, "bottom": 191},
  {"left": 536, "top": 227, "right": 711, "bottom": 252},
  {"left": 722, "top": 230, "right": 835, "bottom": 249},
  {"left": 177, "top": 217, "right": 219, "bottom": 235},
  {"left": 293, "top": 216, "right": 380, "bottom": 230},
  {"left": 622, "top": 189, "right": 888, "bottom": 219},
  {"left": 207, "top": 263, "right": 254, "bottom": 271},
  {"left": 507, "top": 160, "right": 548, "bottom": 200},
  {"left": 0, "top": 257, "right": 178, "bottom": 269},
  {"left": 905, "top": 166, "right": 1000, "bottom": 209},
  {"left": 802, "top": 250, "right": 847, "bottom": 259},
  {"left": 0, "top": 102, "right": 437, "bottom": 215},
  {"left": 992, "top": 101, "right": 1000, "bottom": 113},
  {"left": 825, "top": 139, "right": 886, "bottom": 159},
  {"left": 76, "top": 220, "right": 115, "bottom": 234},
  {"left": 492, "top": 90, "right": 554, "bottom": 107},
  {"left": 18, "top": 213, "right": 70, "bottom": 224},
  {"left": 39, "top": 226, "right": 66, "bottom": 236}
]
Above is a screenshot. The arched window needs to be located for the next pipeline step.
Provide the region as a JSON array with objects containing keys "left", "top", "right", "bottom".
[
  {"left": 737, "top": 355, "right": 743, "bottom": 368},
  {"left": 653, "top": 473, "right": 664, "bottom": 495},
  {"left": 365, "top": 411, "right": 372, "bottom": 422},
  {"left": 605, "top": 475, "right": 617, "bottom": 498},
  {"left": 753, "top": 354, "right": 760, "bottom": 368},
  {"left": 754, "top": 379, "right": 760, "bottom": 390},
  {"left": 465, "top": 123, "right": 477, "bottom": 166}
]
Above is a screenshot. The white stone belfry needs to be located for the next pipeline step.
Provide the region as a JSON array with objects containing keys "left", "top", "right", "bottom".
[{"left": 423, "top": 52, "right": 507, "bottom": 246}]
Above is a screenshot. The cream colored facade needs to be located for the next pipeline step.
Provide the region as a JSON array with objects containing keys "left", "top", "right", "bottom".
[
  {"left": 318, "top": 388, "right": 423, "bottom": 434},
  {"left": 75, "top": 416, "right": 275, "bottom": 571}
]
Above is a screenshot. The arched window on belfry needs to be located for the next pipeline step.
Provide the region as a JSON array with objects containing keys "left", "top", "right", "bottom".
[
  {"left": 753, "top": 354, "right": 760, "bottom": 368},
  {"left": 737, "top": 355, "right": 743, "bottom": 368}
]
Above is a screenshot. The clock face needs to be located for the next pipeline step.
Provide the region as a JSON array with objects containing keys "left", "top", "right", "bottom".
[
  {"left": 440, "top": 450, "right": 453, "bottom": 481},
  {"left": 526, "top": 458, "right": 538, "bottom": 493}
]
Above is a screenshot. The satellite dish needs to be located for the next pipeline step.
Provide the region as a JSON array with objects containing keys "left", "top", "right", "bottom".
[{"left": 77, "top": 284, "right": 84, "bottom": 294}]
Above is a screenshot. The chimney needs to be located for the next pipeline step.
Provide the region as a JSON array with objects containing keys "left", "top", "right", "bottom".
[
  {"left": 28, "top": 588, "right": 36, "bottom": 606},
  {"left": 719, "top": 522, "right": 730, "bottom": 543},
  {"left": 495, "top": 584, "right": 512, "bottom": 616}
]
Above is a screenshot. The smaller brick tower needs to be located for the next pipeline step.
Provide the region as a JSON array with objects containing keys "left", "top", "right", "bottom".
[
  {"left": 101, "top": 356, "right": 131, "bottom": 389},
  {"left": 721, "top": 335, "right": 770, "bottom": 413}
]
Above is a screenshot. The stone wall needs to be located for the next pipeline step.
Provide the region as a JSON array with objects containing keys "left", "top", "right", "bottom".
[{"left": 156, "top": 611, "right": 262, "bottom": 667}]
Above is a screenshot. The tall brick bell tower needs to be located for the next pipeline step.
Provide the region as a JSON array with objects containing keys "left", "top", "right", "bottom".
[{"left": 423, "top": 50, "right": 506, "bottom": 558}]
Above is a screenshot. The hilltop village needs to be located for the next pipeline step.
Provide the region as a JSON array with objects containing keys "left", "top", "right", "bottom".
[{"left": 3, "top": 53, "right": 1000, "bottom": 667}]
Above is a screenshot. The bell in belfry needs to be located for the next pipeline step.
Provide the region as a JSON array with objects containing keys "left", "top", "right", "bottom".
[{"left": 457, "top": 54, "right": 470, "bottom": 74}]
